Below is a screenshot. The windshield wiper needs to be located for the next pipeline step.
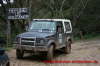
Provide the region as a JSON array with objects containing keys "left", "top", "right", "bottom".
[{"left": 41, "top": 29, "right": 52, "bottom": 32}]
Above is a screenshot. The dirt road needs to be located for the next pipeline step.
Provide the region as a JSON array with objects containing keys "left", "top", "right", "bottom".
[{"left": 7, "top": 39, "right": 100, "bottom": 66}]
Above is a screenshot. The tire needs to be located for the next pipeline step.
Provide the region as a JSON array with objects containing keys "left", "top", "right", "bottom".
[
  {"left": 63, "top": 41, "right": 71, "bottom": 54},
  {"left": 47, "top": 45, "right": 54, "bottom": 60},
  {"left": 16, "top": 49, "right": 24, "bottom": 59},
  {"left": 6, "top": 62, "right": 10, "bottom": 66}
]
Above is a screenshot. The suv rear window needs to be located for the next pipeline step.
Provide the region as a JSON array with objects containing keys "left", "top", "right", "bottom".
[{"left": 64, "top": 22, "right": 71, "bottom": 32}]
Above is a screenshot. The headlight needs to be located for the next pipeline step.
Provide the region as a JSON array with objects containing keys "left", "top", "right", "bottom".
[
  {"left": 40, "top": 39, "right": 44, "bottom": 44},
  {"left": 36, "top": 38, "right": 45, "bottom": 44}
]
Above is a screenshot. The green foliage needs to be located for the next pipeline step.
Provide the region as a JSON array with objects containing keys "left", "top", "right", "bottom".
[
  {"left": 4, "top": 47, "right": 13, "bottom": 51},
  {"left": 74, "top": 34, "right": 100, "bottom": 41},
  {"left": 0, "top": 0, "right": 100, "bottom": 46}
]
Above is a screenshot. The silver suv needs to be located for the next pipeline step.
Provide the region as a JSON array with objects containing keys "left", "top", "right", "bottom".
[{"left": 14, "top": 19, "right": 73, "bottom": 60}]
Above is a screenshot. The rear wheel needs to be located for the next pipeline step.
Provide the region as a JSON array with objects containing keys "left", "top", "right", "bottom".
[
  {"left": 47, "top": 45, "right": 54, "bottom": 60},
  {"left": 16, "top": 49, "right": 24, "bottom": 59},
  {"left": 63, "top": 41, "right": 71, "bottom": 54}
]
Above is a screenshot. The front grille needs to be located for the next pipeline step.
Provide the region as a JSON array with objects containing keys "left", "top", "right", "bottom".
[
  {"left": 21, "top": 42, "right": 34, "bottom": 46},
  {"left": 21, "top": 38, "right": 35, "bottom": 41},
  {"left": 21, "top": 38, "right": 36, "bottom": 46},
  {"left": 35, "top": 43, "right": 45, "bottom": 46}
]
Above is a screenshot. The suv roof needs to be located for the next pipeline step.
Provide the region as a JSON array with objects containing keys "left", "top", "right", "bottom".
[{"left": 33, "top": 19, "right": 71, "bottom": 22}]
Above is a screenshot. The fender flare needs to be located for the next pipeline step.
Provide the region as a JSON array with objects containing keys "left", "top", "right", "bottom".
[
  {"left": 67, "top": 37, "right": 72, "bottom": 43},
  {"left": 47, "top": 40, "right": 56, "bottom": 48}
]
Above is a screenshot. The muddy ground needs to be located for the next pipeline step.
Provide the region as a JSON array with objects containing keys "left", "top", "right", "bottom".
[{"left": 7, "top": 39, "right": 100, "bottom": 66}]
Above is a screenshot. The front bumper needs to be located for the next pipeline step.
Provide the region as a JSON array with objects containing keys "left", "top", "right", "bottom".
[{"left": 14, "top": 44, "right": 48, "bottom": 52}]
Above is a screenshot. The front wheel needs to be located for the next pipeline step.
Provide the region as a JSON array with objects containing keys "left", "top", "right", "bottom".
[
  {"left": 47, "top": 45, "right": 54, "bottom": 60},
  {"left": 16, "top": 49, "right": 24, "bottom": 59},
  {"left": 63, "top": 41, "right": 71, "bottom": 54}
]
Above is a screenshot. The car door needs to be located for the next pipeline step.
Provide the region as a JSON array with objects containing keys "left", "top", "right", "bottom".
[
  {"left": 64, "top": 21, "right": 72, "bottom": 42},
  {"left": 56, "top": 22, "right": 65, "bottom": 48}
]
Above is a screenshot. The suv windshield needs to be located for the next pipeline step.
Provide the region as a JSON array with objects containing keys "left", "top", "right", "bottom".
[{"left": 28, "top": 21, "right": 56, "bottom": 32}]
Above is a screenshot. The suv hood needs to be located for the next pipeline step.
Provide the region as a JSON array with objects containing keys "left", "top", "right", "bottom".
[{"left": 17, "top": 32, "right": 55, "bottom": 38}]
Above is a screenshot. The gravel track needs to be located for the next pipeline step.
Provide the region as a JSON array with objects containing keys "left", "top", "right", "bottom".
[{"left": 7, "top": 39, "right": 100, "bottom": 66}]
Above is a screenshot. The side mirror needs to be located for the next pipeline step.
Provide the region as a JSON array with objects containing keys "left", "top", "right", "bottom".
[{"left": 0, "top": 48, "right": 5, "bottom": 55}]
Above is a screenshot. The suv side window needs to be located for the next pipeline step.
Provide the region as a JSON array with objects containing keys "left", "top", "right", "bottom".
[
  {"left": 57, "top": 21, "right": 64, "bottom": 33},
  {"left": 64, "top": 22, "right": 71, "bottom": 33}
]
